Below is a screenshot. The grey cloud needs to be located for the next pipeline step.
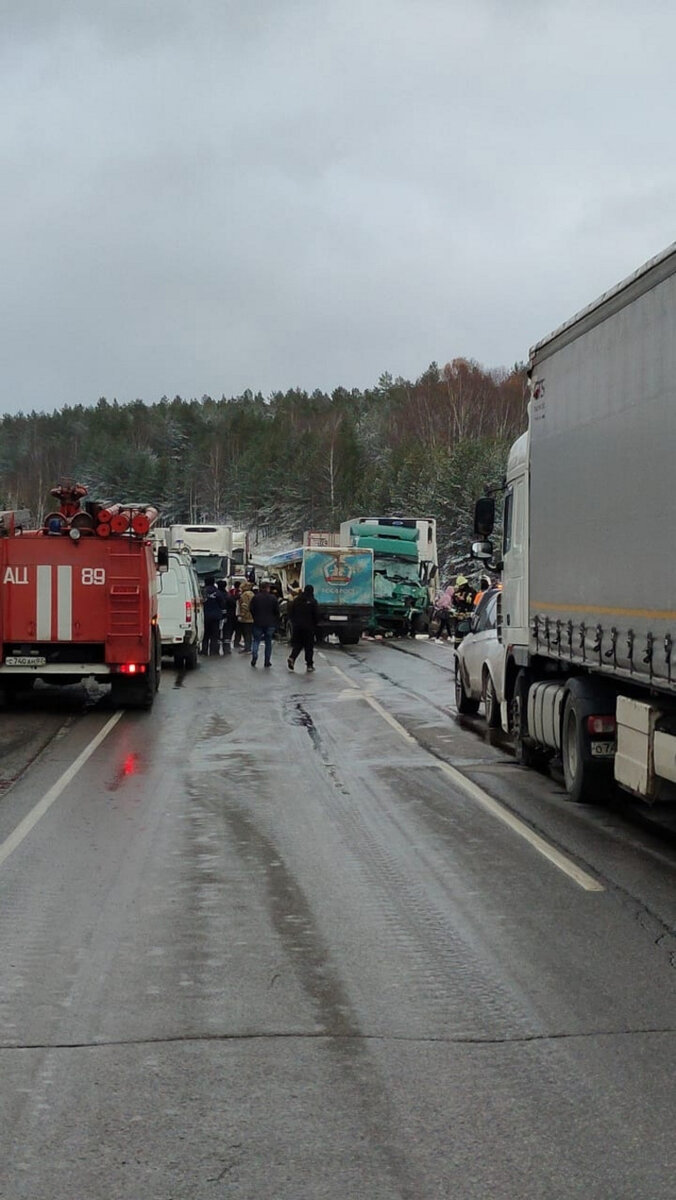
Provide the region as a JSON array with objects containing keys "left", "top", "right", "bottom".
[{"left": 1, "top": 0, "right": 676, "bottom": 413}]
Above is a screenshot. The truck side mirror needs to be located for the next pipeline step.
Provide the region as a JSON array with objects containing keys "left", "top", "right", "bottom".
[
  {"left": 474, "top": 497, "right": 495, "bottom": 537},
  {"left": 471, "top": 540, "right": 493, "bottom": 562}
]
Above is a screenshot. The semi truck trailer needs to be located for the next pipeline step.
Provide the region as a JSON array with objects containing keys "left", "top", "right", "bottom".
[{"left": 474, "top": 242, "right": 676, "bottom": 803}]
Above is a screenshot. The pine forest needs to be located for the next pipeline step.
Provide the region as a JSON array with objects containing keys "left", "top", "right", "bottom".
[{"left": 0, "top": 358, "right": 528, "bottom": 577}]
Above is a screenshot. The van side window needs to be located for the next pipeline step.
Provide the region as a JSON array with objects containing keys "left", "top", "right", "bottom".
[
  {"left": 503, "top": 489, "right": 513, "bottom": 555},
  {"left": 160, "top": 568, "right": 179, "bottom": 596}
]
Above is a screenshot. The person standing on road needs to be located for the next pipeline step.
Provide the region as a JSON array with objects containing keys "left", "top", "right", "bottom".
[
  {"left": 429, "top": 583, "right": 455, "bottom": 640},
  {"left": 218, "top": 580, "right": 236, "bottom": 653},
  {"left": 201, "top": 577, "right": 226, "bottom": 656},
  {"left": 237, "top": 579, "right": 255, "bottom": 652},
  {"left": 230, "top": 582, "right": 242, "bottom": 647},
  {"left": 287, "top": 584, "right": 319, "bottom": 673},
  {"left": 453, "top": 575, "right": 475, "bottom": 613},
  {"left": 473, "top": 576, "right": 491, "bottom": 608},
  {"left": 250, "top": 582, "right": 280, "bottom": 668}
]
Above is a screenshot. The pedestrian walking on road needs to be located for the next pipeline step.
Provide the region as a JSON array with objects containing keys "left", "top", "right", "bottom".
[
  {"left": 250, "top": 582, "right": 280, "bottom": 668},
  {"left": 287, "top": 584, "right": 319, "bottom": 672}
]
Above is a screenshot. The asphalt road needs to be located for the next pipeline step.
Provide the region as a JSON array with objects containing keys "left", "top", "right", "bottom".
[{"left": 0, "top": 639, "right": 675, "bottom": 1198}]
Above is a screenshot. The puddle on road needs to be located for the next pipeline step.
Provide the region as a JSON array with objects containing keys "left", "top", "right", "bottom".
[
  {"left": 106, "top": 750, "right": 145, "bottom": 791},
  {"left": 284, "top": 699, "right": 322, "bottom": 752},
  {"left": 200, "top": 713, "right": 233, "bottom": 740}
]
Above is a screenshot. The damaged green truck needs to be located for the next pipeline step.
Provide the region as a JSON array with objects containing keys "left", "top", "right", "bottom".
[{"left": 340, "top": 517, "right": 438, "bottom": 636}]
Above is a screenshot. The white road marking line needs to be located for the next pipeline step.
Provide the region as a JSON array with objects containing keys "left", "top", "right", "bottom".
[
  {"left": 362, "top": 693, "right": 417, "bottom": 744},
  {"left": 436, "top": 760, "right": 604, "bottom": 892},
  {"left": 324, "top": 653, "right": 604, "bottom": 892},
  {"left": 0, "top": 711, "right": 124, "bottom": 869},
  {"left": 325, "top": 659, "right": 359, "bottom": 689}
]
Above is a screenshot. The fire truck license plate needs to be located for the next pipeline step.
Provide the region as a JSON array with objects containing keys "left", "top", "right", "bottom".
[
  {"left": 590, "top": 741, "right": 615, "bottom": 758},
  {"left": 5, "top": 656, "right": 46, "bottom": 667}
]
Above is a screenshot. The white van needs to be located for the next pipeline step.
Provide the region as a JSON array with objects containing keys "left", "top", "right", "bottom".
[{"left": 157, "top": 550, "right": 205, "bottom": 668}]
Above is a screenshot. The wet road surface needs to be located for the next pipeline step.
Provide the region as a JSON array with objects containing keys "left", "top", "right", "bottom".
[{"left": 0, "top": 640, "right": 675, "bottom": 1198}]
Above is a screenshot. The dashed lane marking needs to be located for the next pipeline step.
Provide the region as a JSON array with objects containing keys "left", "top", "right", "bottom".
[
  {"left": 323, "top": 654, "right": 604, "bottom": 893},
  {"left": 436, "top": 760, "right": 604, "bottom": 893},
  {"left": 0, "top": 711, "right": 124, "bottom": 870}
]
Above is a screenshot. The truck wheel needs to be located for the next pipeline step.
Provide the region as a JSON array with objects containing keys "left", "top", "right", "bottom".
[
  {"left": 111, "top": 676, "right": 154, "bottom": 710},
  {"left": 561, "top": 691, "right": 605, "bottom": 804},
  {"left": 338, "top": 631, "right": 361, "bottom": 646},
  {"left": 483, "top": 671, "right": 501, "bottom": 728},
  {"left": 455, "top": 664, "right": 480, "bottom": 715}
]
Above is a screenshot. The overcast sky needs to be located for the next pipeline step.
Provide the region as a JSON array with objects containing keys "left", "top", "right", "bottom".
[{"left": 2, "top": 0, "right": 675, "bottom": 414}]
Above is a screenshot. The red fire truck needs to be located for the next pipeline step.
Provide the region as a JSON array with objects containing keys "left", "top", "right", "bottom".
[{"left": 0, "top": 483, "right": 164, "bottom": 709}]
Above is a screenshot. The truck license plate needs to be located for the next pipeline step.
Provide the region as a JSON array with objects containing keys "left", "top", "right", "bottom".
[
  {"left": 329, "top": 615, "right": 348, "bottom": 621},
  {"left": 5, "top": 656, "right": 46, "bottom": 667},
  {"left": 590, "top": 741, "right": 615, "bottom": 758}
]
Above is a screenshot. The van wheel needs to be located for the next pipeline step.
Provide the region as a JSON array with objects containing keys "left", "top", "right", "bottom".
[{"left": 184, "top": 641, "right": 199, "bottom": 670}]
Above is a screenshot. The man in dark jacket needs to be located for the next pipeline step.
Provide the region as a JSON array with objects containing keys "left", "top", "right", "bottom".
[
  {"left": 217, "top": 580, "right": 236, "bottom": 652},
  {"left": 287, "top": 584, "right": 319, "bottom": 672},
  {"left": 250, "top": 582, "right": 280, "bottom": 668},
  {"left": 202, "top": 577, "right": 226, "bottom": 656}
]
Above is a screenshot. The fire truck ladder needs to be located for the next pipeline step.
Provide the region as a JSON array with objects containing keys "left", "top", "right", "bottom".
[{"left": 108, "top": 551, "right": 143, "bottom": 640}]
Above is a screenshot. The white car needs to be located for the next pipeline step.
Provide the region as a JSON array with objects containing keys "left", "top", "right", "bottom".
[{"left": 453, "top": 587, "right": 504, "bottom": 727}]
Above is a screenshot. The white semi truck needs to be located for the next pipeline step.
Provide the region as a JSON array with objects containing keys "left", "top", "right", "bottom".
[
  {"left": 168, "top": 524, "right": 233, "bottom": 581},
  {"left": 474, "top": 243, "right": 676, "bottom": 804}
]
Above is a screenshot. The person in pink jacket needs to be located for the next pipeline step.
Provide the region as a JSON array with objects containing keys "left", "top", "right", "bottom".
[{"left": 429, "top": 583, "right": 455, "bottom": 640}]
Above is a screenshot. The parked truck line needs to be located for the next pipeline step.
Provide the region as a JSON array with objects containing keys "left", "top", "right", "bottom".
[{"left": 474, "top": 241, "right": 676, "bottom": 804}]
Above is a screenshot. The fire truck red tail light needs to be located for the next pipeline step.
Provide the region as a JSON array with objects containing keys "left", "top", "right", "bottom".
[
  {"left": 117, "top": 663, "right": 147, "bottom": 675},
  {"left": 587, "top": 715, "right": 616, "bottom": 736}
]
